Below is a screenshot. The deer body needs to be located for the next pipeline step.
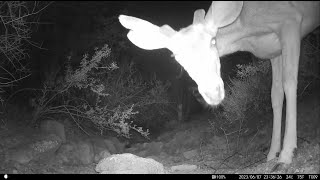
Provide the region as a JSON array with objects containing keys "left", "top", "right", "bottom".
[
  {"left": 217, "top": 1, "right": 320, "bottom": 59},
  {"left": 119, "top": 1, "right": 320, "bottom": 170}
]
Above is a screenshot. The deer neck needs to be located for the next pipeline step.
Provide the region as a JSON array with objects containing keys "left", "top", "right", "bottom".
[{"left": 216, "top": 18, "right": 248, "bottom": 57}]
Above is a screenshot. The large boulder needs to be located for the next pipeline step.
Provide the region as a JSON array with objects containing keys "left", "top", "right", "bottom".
[{"left": 95, "top": 153, "right": 166, "bottom": 174}]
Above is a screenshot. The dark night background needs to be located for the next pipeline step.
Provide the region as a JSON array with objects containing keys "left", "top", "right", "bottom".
[
  {"left": 0, "top": 1, "right": 319, "bottom": 174},
  {"left": 2, "top": 0, "right": 319, "bottom": 133},
  {"left": 29, "top": 1, "right": 214, "bottom": 84},
  {"left": 21, "top": 1, "right": 253, "bottom": 108}
]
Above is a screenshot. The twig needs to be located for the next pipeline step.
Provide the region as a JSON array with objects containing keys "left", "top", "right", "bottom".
[
  {"left": 4, "top": 2, "right": 53, "bottom": 25},
  {"left": 298, "top": 77, "right": 316, "bottom": 97},
  {"left": 213, "top": 152, "right": 238, "bottom": 174},
  {"left": 298, "top": 136, "right": 311, "bottom": 144},
  {"left": 0, "top": 73, "right": 31, "bottom": 85},
  {"left": 63, "top": 105, "right": 90, "bottom": 136},
  {"left": 240, "top": 157, "right": 266, "bottom": 170},
  {"left": 236, "top": 118, "right": 244, "bottom": 151},
  {"left": 245, "top": 128, "right": 260, "bottom": 157},
  {"left": 220, "top": 127, "right": 231, "bottom": 153}
]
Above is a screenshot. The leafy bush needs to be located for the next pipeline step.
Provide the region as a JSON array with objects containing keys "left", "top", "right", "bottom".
[
  {"left": 223, "top": 60, "right": 271, "bottom": 122},
  {"left": 28, "top": 44, "right": 171, "bottom": 139},
  {"left": 211, "top": 60, "right": 272, "bottom": 137}
]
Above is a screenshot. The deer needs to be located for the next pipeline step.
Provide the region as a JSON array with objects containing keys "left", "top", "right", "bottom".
[{"left": 118, "top": 1, "right": 320, "bottom": 171}]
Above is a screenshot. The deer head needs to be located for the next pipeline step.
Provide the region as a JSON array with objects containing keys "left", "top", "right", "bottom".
[{"left": 119, "top": 2, "right": 243, "bottom": 106}]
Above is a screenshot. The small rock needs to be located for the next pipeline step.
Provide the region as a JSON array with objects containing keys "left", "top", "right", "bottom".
[
  {"left": 100, "top": 150, "right": 111, "bottom": 158},
  {"left": 5, "top": 148, "right": 34, "bottom": 164},
  {"left": 77, "top": 140, "right": 94, "bottom": 165},
  {"left": 103, "top": 139, "right": 117, "bottom": 154},
  {"left": 108, "top": 137, "right": 125, "bottom": 153},
  {"left": 133, "top": 143, "right": 143, "bottom": 149},
  {"left": 57, "top": 143, "right": 74, "bottom": 154},
  {"left": 137, "top": 150, "right": 147, "bottom": 157},
  {"left": 33, "top": 134, "right": 62, "bottom": 153},
  {"left": 56, "top": 142, "right": 77, "bottom": 164},
  {"left": 95, "top": 150, "right": 111, "bottom": 163},
  {"left": 40, "top": 120, "right": 66, "bottom": 143},
  {"left": 171, "top": 164, "right": 197, "bottom": 172},
  {"left": 91, "top": 138, "right": 108, "bottom": 156},
  {"left": 164, "top": 131, "right": 202, "bottom": 155},
  {"left": 171, "top": 156, "right": 182, "bottom": 163},
  {"left": 183, "top": 149, "right": 198, "bottom": 159},
  {"left": 142, "top": 143, "right": 148, "bottom": 148},
  {"left": 5, "top": 134, "right": 62, "bottom": 164},
  {"left": 125, "top": 147, "right": 138, "bottom": 153},
  {"left": 160, "top": 152, "right": 168, "bottom": 157},
  {"left": 145, "top": 142, "right": 163, "bottom": 156},
  {"left": 12, "top": 169, "right": 18, "bottom": 174}
]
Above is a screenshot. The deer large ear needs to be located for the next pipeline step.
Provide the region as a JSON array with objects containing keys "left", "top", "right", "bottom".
[
  {"left": 205, "top": 1, "right": 243, "bottom": 28},
  {"left": 119, "top": 15, "right": 176, "bottom": 50},
  {"left": 193, "top": 9, "right": 206, "bottom": 25}
]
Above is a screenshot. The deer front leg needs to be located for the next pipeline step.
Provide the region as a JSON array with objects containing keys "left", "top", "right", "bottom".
[
  {"left": 278, "top": 21, "right": 301, "bottom": 165},
  {"left": 268, "top": 56, "right": 284, "bottom": 161}
]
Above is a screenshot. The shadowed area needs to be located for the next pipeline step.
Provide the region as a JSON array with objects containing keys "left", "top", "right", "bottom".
[{"left": 0, "top": 1, "right": 319, "bottom": 174}]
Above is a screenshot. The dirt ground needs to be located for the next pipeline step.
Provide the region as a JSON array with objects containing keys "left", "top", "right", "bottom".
[{"left": 0, "top": 91, "right": 319, "bottom": 174}]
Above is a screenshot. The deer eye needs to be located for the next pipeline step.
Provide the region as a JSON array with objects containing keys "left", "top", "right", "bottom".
[{"left": 211, "top": 37, "right": 216, "bottom": 46}]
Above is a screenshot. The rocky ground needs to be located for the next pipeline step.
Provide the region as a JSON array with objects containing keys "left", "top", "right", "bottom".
[{"left": 0, "top": 92, "right": 319, "bottom": 174}]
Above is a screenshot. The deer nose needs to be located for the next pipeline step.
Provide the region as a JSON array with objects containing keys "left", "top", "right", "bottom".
[
  {"left": 199, "top": 83, "right": 225, "bottom": 106},
  {"left": 205, "top": 86, "right": 224, "bottom": 104}
]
